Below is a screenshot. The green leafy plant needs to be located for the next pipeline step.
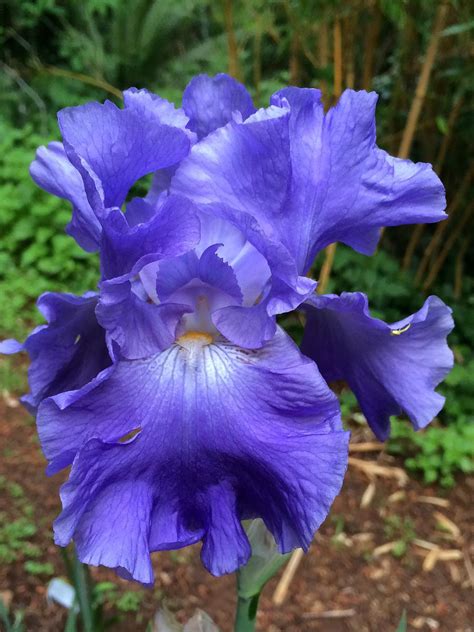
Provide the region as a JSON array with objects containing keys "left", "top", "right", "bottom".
[
  {"left": 24, "top": 560, "right": 55, "bottom": 576},
  {"left": 0, "top": 121, "right": 98, "bottom": 341},
  {"left": 388, "top": 417, "right": 474, "bottom": 487},
  {"left": 383, "top": 515, "right": 417, "bottom": 558},
  {"left": 0, "top": 516, "right": 37, "bottom": 564}
]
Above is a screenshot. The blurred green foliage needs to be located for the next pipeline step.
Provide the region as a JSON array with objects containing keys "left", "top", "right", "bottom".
[
  {"left": 0, "top": 0, "right": 473, "bottom": 488},
  {"left": 0, "top": 123, "right": 98, "bottom": 338}
]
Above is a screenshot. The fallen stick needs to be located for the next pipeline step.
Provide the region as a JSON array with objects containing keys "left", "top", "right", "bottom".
[
  {"left": 433, "top": 511, "right": 461, "bottom": 539},
  {"left": 349, "top": 442, "right": 385, "bottom": 453},
  {"left": 422, "top": 548, "right": 463, "bottom": 572},
  {"left": 360, "top": 481, "right": 376, "bottom": 508},
  {"left": 373, "top": 541, "right": 398, "bottom": 557},
  {"left": 416, "top": 496, "right": 450, "bottom": 508},
  {"left": 272, "top": 548, "right": 304, "bottom": 606},
  {"left": 348, "top": 457, "right": 408, "bottom": 485},
  {"left": 302, "top": 608, "right": 356, "bottom": 619},
  {"left": 463, "top": 549, "right": 474, "bottom": 589}
]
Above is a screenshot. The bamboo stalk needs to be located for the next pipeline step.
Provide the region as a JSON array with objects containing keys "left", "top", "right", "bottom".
[
  {"left": 423, "top": 203, "right": 474, "bottom": 292},
  {"left": 344, "top": 14, "right": 355, "bottom": 89},
  {"left": 319, "top": 21, "right": 329, "bottom": 104},
  {"left": 434, "top": 94, "right": 464, "bottom": 173},
  {"left": 453, "top": 235, "right": 471, "bottom": 300},
  {"left": 402, "top": 93, "right": 465, "bottom": 270},
  {"left": 362, "top": 3, "right": 382, "bottom": 91},
  {"left": 317, "top": 18, "right": 343, "bottom": 295},
  {"left": 317, "top": 243, "right": 337, "bottom": 294},
  {"left": 253, "top": 28, "right": 262, "bottom": 103},
  {"left": 333, "top": 18, "right": 343, "bottom": 100},
  {"left": 415, "top": 166, "right": 473, "bottom": 284},
  {"left": 398, "top": 2, "right": 449, "bottom": 159},
  {"left": 289, "top": 27, "right": 301, "bottom": 85},
  {"left": 381, "top": 3, "right": 448, "bottom": 242},
  {"left": 223, "top": 0, "right": 241, "bottom": 80}
]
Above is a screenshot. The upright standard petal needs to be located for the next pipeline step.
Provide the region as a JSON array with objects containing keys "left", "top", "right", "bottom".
[
  {"left": 201, "top": 205, "right": 315, "bottom": 348},
  {"left": 30, "top": 142, "right": 101, "bottom": 251},
  {"left": 173, "top": 89, "right": 446, "bottom": 275},
  {"left": 183, "top": 73, "right": 255, "bottom": 139},
  {"left": 301, "top": 293, "right": 454, "bottom": 439},
  {"left": 123, "top": 88, "right": 193, "bottom": 136},
  {"left": 100, "top": 195, "right": 201, "bottom": 280},
  {"left": 271, "top": 88, "right": 447, "bottom": 271},
  {"left": 171, "top": 106, "right": 291, "bottom": 243},
  {"left": 58, "top": 99, "right": 191, "bottom": 215},
  {"left": 1, "top": 292, "right": 111, "bottom": 413},
  {"left": 38, "top": 328, "right": 348, "bottom": 582}
]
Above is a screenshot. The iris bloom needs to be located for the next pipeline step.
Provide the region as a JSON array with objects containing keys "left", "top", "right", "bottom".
[{"left": 1, "top": 74, "right": 453, "bottom": 584}]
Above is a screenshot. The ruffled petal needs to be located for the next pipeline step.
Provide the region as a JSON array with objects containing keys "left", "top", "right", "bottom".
[
  {"left": 272, "top": 88, "right": 447, "bottom": 271},
  {"left": 173, "top": 90, "right": 446, "bottom": 275},
  {"left": 301, "top": 293, "right": 454, "bottom": 439},
  {"left": 54, "top": 441, "right": 154, "bottom": 585},
  {"left": 171, "top": 106, "right": 291, "bottom": 243},
  {"left": 1, "top": 292, "right": 111, "bottom": 413},
  {"left": 123, "top": 88, "right": 193, "bottom": 137},
  {"left": 40, "top": 328, "right": 348, "bottom": 581},
  {"left": 100, "top": 195, "right": 201, "bottom": 279},
  {"left": 183, "top": 73, "right": 255, "bottom": 139},
  {"left": 204, "top": 205, "right": 315, "bottom": 348},
  {"left": 156, "top": 245, "right": 242, "bottom": 305},
  {"left": 29, "top": 142, "right": 100, "bottom": 251},
  {"left": 96, "top": 277, "right": 190, "bottom": 360},
  {"left": 58, "top": 99, "right": 191, "bottom": 214}
]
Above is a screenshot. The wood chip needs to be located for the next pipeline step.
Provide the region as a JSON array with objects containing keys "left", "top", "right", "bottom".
[
  {"left": 373, "top": 541, "right": 397, "bottom": 557},
  {"left": 348, "top": 457, "right": 408, "bottom": 485},
  {"left": 352, "top": 532, "right": 374, "bottom": 543},
  {"left": 412, "top": 616, "right": 440, "bottom": 630},
  {"left": 413, "top": 538, "right": 439, "bottom": 551},
  {"left": 388, "top": 490, "right": 406, "bottom": 504},
  {"left": 302, "top": 609, "right": 356, "bottom": 619},
  {"left": 448, "top": 561, "right": 462, "bottom": 583},
  {"left": 1, "top": 389, "right": 19, "bottom": 408},
  {"left": 422, "top": 548, "right": 463, "bottom": 572},
  {"left": 360, "top": 481, "right": 376, "bottom": 508},
  {"left": 463, "top": 549, "right": 474, "bottom": 589},
  {"left": 433, "top": 511, "right": 461, "bottom": 539},
  {"left": 349, "top": 442, "right": 384, "bottom": 453},
  {"left": 272, "top": 548, "right": 304, "bottom": 606},
  {"left": 416, "top": 495, "right": 450, "bottom": 508}
]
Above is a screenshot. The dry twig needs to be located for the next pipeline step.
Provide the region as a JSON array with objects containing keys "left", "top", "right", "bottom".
[
  {"left": 348, "top": 457, "right": 408, "bottom": 485},
  {"left": 416, "top": 496, "right": 450, "bottom": 508},
  {"left": 272, "top": 548, "right": 304, "bottom": 606},
  {"left": 302, "top": 609, "right": 356, "bottom": 619},
  {"left": 349, "top": 442, "right": 385, "bottom": 453}
]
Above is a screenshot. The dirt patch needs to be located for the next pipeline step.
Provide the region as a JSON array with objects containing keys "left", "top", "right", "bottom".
[{"left": 0, "top": 399, "right": 472, "bottom": 632}]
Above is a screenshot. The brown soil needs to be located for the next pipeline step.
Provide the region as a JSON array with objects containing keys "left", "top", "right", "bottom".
[{"left": 0, "top": 398, "right": 472, "bottom": 632}]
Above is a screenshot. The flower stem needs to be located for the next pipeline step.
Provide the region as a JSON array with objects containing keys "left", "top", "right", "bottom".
[{"left": 234, "top": 593, "right": 260, "bottom": 632}]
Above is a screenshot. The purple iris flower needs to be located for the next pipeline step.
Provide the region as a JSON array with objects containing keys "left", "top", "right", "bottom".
[{"left": 1, "top": 74, "right": 453, "bottom": 584}]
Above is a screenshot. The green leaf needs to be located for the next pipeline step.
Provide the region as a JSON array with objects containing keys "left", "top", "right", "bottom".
[
  {"left": 396, "top": 610, "right": 407, "bottom": 632},
  {"left": 237, "top": 520, "right": 291, "bottom": 599}
]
